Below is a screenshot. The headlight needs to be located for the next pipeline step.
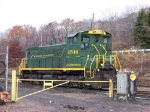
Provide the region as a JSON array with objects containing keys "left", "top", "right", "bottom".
[{"left": 130, "top": 73, "right": 136, "bottom": 81}]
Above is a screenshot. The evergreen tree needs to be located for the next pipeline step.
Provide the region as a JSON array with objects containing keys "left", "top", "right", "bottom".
[
  {"left": 145, "top": 10, "right": 150, "bottom": 48},
  {"left": 134, "top": 9, "right": 150, "bottom": 48},
  {"left": 147, "top": 10, "right": 150, "bottom": 27}
]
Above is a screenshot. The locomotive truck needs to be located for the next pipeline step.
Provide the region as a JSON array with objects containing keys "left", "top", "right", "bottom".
[{"left": 19, "top": 30, "right": 121, "bottom": 89}]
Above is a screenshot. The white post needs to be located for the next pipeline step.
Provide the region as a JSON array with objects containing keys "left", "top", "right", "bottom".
[{"left": 5, "top": 46, "right": 8, "bottom": 91}]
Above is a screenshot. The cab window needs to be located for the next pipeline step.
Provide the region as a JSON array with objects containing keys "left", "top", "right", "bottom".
[
  {"left": 104, "top": 37, "right": 111, "bottom": 51},
  {"left": 81, "top": 34, "right": 89, "bottom": 42},
  {"left": 81, "top": 34, "right": 90, "bottom": 50},
  {"left": 104, "top": 37, "right": 107, "bottom": 43},
  {"left": 94, "top": 35, "right": 99, "bottom": 44},
  {"left": 70, "top": 37, "right": 76, "bottom": 45}
]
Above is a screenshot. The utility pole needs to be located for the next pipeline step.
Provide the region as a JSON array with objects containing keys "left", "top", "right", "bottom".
[
  {"left": 91, "top": 13, "right": 95, "bottom": 29},
  {"left": 41, "top": 32, "right": 42, "bottom": 46}
]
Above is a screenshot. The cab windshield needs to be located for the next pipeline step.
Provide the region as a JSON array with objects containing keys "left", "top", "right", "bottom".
[
  {"left": 94, "top": 35, "right": 99, "bottom": 45},
  {"left": 104, "top": 36, "right": 111, "bottom": 51}
]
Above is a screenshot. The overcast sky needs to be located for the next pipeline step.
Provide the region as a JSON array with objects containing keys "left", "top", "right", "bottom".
[{"left": 0, "top": 0, "right": 150, "bottom": 32}]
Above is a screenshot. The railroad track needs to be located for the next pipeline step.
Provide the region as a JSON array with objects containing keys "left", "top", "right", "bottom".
[
  {"left": 137, "top": 84, "right": 150, "bottom": 88},
  {"left": 137, "top": 91, "right": 150, "bottom": 98},
  {"left": 137, "top": 85, "right": 150, "bottom": 98}
]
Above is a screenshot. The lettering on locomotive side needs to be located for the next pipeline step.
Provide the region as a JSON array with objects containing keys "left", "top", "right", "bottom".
[
  {"left": 66, "top": 64, "right": 81, "bottom": 66},
  {"left": 35, "top": 54, "right": 54, "bottom": 58},
  {"left": 35, "top": 55, "right": 42, "bottom": 58},
  {"left": 43, "top": 54, "right": 54, "bottom": 57},
  {"left": 68, "top": 50, "right": 78, "bottom": 54}
]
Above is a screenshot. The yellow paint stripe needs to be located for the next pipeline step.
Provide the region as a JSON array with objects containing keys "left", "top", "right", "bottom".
[
  {"left": 84, "top": 55, "right": 89, "bottom": 68},
  {"left": 85, "top": 84, "right": 90, "bottom": 86},
  {"left": 20, "top": 68, "right": 85, "bottom": 71},
  {"left": 60, "top": 48, "right": 65, "bottom": 57}
]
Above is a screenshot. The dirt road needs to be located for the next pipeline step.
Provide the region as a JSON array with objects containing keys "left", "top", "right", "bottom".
[{"left": 0, "top": 83, "right": 150, "bottom": 112}]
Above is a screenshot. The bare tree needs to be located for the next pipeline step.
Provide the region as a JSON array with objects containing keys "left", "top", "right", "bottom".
[
  {"left": 39, "top": 21, "right": 59, "bottom": 45},
  {"left": 23, "top": 25, "right": 38, "bottom": 48},
  {"left": 101, "top": 7, "right": 120, "bottom": 37}
]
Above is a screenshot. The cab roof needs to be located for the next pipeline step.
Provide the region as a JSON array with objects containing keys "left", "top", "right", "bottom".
[{"left": 67, "top": 30, "right": 111, "bottom": 37}]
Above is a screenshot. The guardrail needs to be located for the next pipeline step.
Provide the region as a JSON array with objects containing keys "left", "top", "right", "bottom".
[
  {"left": 11, "top": 70, "right": 114, "bottom": 102},
  {"left": 113, "top": 49, "right": 150, "bottom": 54}
]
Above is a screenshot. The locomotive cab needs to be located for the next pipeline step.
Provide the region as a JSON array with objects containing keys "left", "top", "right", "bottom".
[
  {"left": 65, "top": 30, "right": 114, "bottom": 69},
  {"left": 64, "top": 30, "right": 120, "bottom": 88}
]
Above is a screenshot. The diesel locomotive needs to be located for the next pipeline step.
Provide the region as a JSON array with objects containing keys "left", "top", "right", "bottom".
[{"left": 19, "top": 30, "right": 121, "bottom": 89}]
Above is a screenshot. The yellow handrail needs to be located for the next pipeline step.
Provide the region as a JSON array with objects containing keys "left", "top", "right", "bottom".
[
  {"left": 98, "top": 55, "right": 105, "bottom": 68},
  {"left": 116, "top": 56, "right": 122, "bottom": 70},
  {"left": 102, "top": 55, "right": 105, "bottom": 68},
  {"left": 92, "top": 44, "right": 100, "bottom": 68},
  {"left": 90, "top": 55, "right": 96, "bottom": 78},
  {"left": 95, "top": 55, "right": 98, "bottom": 68},
  {"left": 84, "top": 55, "right": 89, "bottom": 78},
  {"left": 84, "top": 55, "right": 89, "bottom": 68},
  {"left": 19, "top": 58, "right": 27, "bottom": 75},
  {"left": 100, "top": 44, "right": 107, "bottom": 60},
  {"left": 92, "top": 44, "right": 100, "bottom": 56},
  {"left": 110, "top": 55, "right": 122, "bottom": 70}
]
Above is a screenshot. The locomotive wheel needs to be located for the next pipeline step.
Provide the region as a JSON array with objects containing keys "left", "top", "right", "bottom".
[
  {"left": 20, "top": 71, "right": 27, "bottom": 83},
  {"left": 30, "top": 75, "right": 37, "bottom": 85},
  {"left": 78, "top": 82, "right": 83, "bottom": 89},
  {"left": 39, "top": 81, "right": 43, "bottom": 85},
  {"left": 69, "top": 82, "right": 73, "bottom": 88},
  {"left": 90, "top": 73, "right": 102, "bottom": 89}
]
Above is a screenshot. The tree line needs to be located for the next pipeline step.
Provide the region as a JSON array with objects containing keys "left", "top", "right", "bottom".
[
  {"left": 0, "top": 6, "right": 150, "bottom": 67},
  {"left": 134, "top": 8, "right": 150, "bottom": 48}
]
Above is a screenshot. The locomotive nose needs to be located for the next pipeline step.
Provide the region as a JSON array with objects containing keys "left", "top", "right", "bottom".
[{"left": 104, "top": 61, "right": 111, "bottom": 69}]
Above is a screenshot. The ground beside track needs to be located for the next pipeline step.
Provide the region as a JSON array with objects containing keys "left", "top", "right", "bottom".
[{"left": 0, "top": 82, "right": 150, "bottom": 112}]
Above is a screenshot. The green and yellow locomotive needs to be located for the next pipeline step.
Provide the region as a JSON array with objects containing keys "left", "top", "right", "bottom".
[{"left": 19, "top": 30, "right": 121, "bottom": 89}]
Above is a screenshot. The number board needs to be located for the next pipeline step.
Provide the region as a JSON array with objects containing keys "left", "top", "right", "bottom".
[
  {"left": 88, "top": 30, "right": 106, "bottom": 35},
  {"left": 68, "top": 50, "right": 78, "bottom": 54}
]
